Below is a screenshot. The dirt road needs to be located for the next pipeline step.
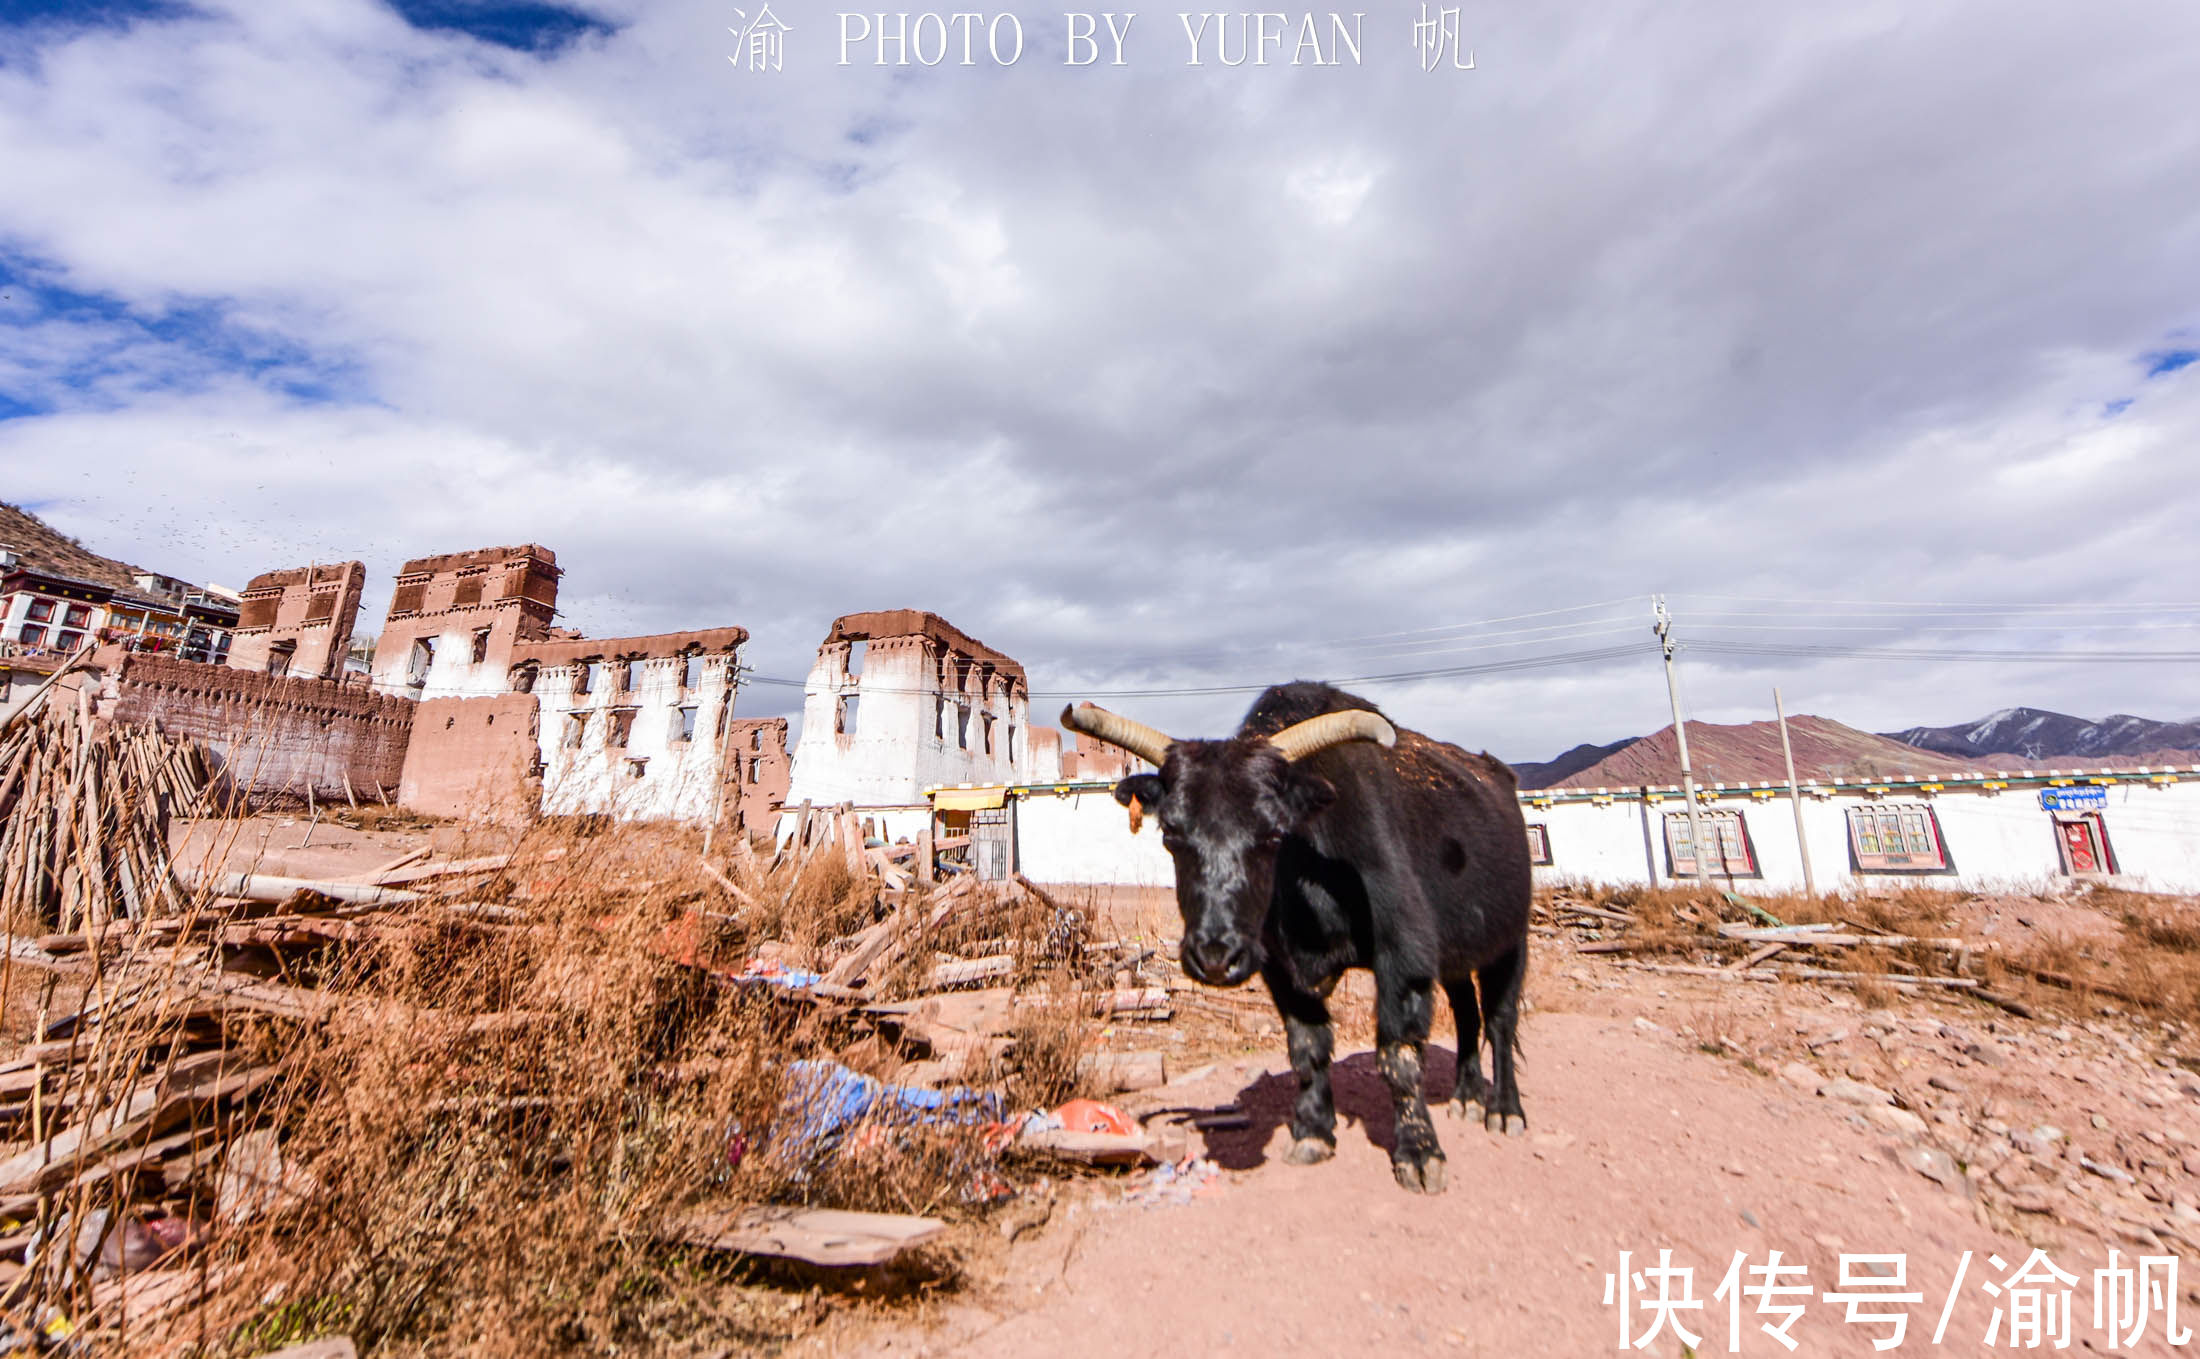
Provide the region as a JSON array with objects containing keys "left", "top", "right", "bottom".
[{"left": 835, "top": 961, "right": 2199, "bottom": 1358}]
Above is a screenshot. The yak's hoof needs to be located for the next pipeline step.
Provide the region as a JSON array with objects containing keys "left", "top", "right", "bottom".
[
  {"left": 1393, "top": 1154, "right": 1448, "bottom": 1195},
  {"left": 1485, "top": 1110, "right": 1527, "bottom": 1137},
  {"left": 1284, "top": 1137, "right": 1335, "bottom": 1166},
  {"left": 1444, "top": 1096, "right": 1485, "bottom": 1122}
]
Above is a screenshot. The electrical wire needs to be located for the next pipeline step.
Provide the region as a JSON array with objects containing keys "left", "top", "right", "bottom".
[{"left": 740, "top": 640, "right": 1661, "bottom": 700}]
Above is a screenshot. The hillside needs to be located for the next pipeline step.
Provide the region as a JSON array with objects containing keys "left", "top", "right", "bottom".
[
  {"left": 1508, "top": 736, "right": 1638, "bottom": 789},
  {"left": 1884, "top": 707, "right": 2200, "bottom": 761},
  {"left": 1549, "top": 715, "right": 1977, "bottom": 788},
  {"left": 0, "top": 501, "right": 142, "bottom": 590}
]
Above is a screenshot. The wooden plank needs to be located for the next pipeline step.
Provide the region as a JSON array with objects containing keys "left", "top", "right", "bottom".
[
  {"left": 1730, "top": 942, "right": 1787, "bottom": 971},
  {"left": 1017, "top": 1128, "right": 1155, "bottom": 1166},
  {"left": 250, "top": 1339, "right": 357, "bottom": 1359},
  {"left": 927, "top": 955, "right": 1013, "bottom": 988},
  {"left": 366, "top": 852, "right": 517, "bottom": 887},
  {"left": 666, "top": 1205, "right": 945, "bottom": 1267},
  {"left": 1079, "top": 1049, "right": 1167, "bottom": 1092},
  {"left": 697, "top": 857, "right": 757, "bottom": 910}
]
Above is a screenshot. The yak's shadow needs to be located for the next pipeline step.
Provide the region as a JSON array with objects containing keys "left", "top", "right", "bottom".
[{"left": 1197, "top": 1046, "right": 1460, "bottom": 1172}]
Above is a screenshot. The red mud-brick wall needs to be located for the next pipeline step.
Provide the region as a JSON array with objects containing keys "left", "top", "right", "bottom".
[
  {"left": 724, "top": 717, "right": 790, "bottom": 833},
  {"left": 108, "top": 653, "right": 413, "bottom": 803},
  {"left": 399, "top": 694, "right": 541, "bottom": 822}
]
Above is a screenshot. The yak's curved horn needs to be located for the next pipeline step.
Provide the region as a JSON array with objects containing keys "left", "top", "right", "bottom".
[
  {"left": 1060, "top": 702, "right": 1175, "bottom": 768},
  {"left": 1268, "top": 710, "right": 1397, "bottom": 762}
]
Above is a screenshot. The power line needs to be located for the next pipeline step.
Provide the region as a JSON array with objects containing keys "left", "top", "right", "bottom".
[
  {"left": 742, "top": 641, "right": 1660, "bottom": 700},
  {"left": 1689, "top": 640, "right": 2200, "bottom": 664}
]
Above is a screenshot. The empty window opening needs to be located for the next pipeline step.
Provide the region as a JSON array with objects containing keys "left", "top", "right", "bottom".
[
  {"left": 1847, "top": 804, "right": 1950, "bottom": 873},
  {"left": 981, "top": 711, "right": 996, "bottom": 755},
  {"left": 956, "top": 703, "right": 971, "bottom": 750},
  {"left": 751, "top": 728, "right": 763, "bottom": 752},
  {"left": 934, "top": 696, "right": 946, "bottom": 740},
  {"left": 683, "top": 654, "right": 706, "bottom": 690},
  {"left": 266, "top": 639, "right": 297, "bottom": 675},
  {"left": 621, "top": 659, "right": 644, "bottom": 692},
  {"left": 836, "top": 694, "right": 860, "bottom": 736},
  {"left": 675, "top": 705, "right": 699, "bottom": 742},
  {"left": 471, "top": 627, "right": 491, "bottom": 664},
  {"left": 747, "top": 757, "right": 761, "bottom": 784},
  {"left": 408, "top": 638, "right": 435, "bottom": 688},
  {"left": 608, "top": 708, "right": 638, "bottom": 748},
  {"left": 846, "top": 640, "right": 866, "bottom": 676},
  {"left": 626, "top": 758, "right": 648, "bottom": 779},
  {"left": 563, "top": 712, "right": 589, "bottom": 748},
  {"left": 576, "top": 661, "right": 600, "bottom": 695}
]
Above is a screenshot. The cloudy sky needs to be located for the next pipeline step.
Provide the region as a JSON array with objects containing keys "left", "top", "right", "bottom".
[{"left": 2, "top": 0, "right": 2196, "bottom": 760}]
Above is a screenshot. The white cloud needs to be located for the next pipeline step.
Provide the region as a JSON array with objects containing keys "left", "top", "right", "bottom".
[{"left": 2, "top": 0, "right": 2197, "bottom": 761}]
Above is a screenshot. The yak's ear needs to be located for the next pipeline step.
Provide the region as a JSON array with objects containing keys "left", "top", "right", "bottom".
[
  {"left": 1113, "top": 773, "right": 1165, "bottom": 811},
  {"left": 1281, "top": 771, "right": 1337, "bottom": 822}
]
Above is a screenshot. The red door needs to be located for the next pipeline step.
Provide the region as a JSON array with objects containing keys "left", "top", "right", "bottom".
[{"left": 2055, "top": 814, "right": 2112, "bottom": 875}]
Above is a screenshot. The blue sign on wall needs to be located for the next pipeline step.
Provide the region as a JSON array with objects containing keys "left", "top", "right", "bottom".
[{"left": 2039, "top": 786, "right": 2108, "bottom": 812}]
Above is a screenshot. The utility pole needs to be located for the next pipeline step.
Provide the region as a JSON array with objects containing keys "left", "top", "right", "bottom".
[
  {"left": 1654, "top": 596, "right": 1712, "bottom": 885},
  {"left": 1775, "top": 686, "right": 1817, "bottom": 898}
]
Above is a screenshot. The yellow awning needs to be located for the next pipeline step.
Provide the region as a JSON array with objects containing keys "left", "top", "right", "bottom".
[{"left": 931, "top": 787, "right": 1006, "bottom": 811}]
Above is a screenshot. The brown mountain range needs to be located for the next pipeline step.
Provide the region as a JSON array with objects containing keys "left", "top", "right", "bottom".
[{"left": 1546, "top": 715, "right": 2198, "bottom": 789}]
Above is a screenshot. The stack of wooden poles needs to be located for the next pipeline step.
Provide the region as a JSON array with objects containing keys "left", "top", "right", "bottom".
[{"left": 0, "top": 655, "right": 210, "bottom": 931}]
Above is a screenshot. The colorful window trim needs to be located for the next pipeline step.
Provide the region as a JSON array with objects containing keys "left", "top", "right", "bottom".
[
  {"left": 1663, "top": 810, "right": 1758, "bottom": 879},
  {"left": 1846, "top": 803, "right": 1952, "bottom": 873},
  {"left": 1525, "top": 823, "right": 1553, "bottom": 866}
]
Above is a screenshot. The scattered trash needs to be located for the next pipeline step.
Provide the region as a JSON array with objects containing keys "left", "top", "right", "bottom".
[
  {"left": 776, "top": 1059, "right": 1006, "bottom": 1160},
  {"left": 1121, "top": 1157, "right": 1223, "bottom": 1208}
]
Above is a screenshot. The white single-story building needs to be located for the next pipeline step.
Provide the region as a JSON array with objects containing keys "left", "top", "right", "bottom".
[{"left": 922, "top": 764, "right": 2200, "bottom": 896}]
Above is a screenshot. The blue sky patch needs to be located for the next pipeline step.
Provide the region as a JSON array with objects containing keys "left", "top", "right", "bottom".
[
  {"left": 0, "top": 252, "right": 365, "bottom": 419},
  {"left": 383, "top": 1, "right": 614, "bottom": 52},
  {"left": 2102, "top": 396, "right": 2134, "bottom": 417},
  {"left": 2144, "top": 348, "right": 2197, "bottom": 379},
  {"left": 0, "top": 1, "right": 191, "bottom": 26}
]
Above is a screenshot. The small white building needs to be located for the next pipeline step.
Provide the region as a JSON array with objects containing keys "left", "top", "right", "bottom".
[{"left": 933, "top": 764, "right": 2200, "bottom": 897}]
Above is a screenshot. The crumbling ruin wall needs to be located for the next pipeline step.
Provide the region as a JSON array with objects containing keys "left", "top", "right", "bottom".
[
  {"left": 398, "top": 694, "right": 541, "bottom": 823},
  {"left": 107, "top": 652, "right": 411, "bottom": 803},
  {"left": 525, "top": 627, "right": 748, "bottom": 822},
  {"left": 725, "top": 717, "right": 790, "bottom": 832},
  {"left": 226, "top": 561, "right": 365, "bottom": 680},
  {"left": 370, "top": 545, "right": 561, "bottom": 700},
  {"left": 784, "top": 610, "right": 1038, "bottom": 813}
]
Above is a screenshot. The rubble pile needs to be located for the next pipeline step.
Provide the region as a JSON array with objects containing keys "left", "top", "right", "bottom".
[{"left": 0, "top": 776, "right": 1195, "bottom": 1351}]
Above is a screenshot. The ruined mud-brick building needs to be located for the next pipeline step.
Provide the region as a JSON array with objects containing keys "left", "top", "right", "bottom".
[
  {"left": 380, "top": 546, "right": 756, "bottom": 824},
  {"left": 227, "top": 561, "right": 366, "bottom": 679},
  {"left": 781, "top": 610, "right": 1047, "bottom": 840},
  {"left": 370, "top": 545, "right": 563, "bottom": 700},
  {"left": 724, "top": 717, "right": 791, "bottom": 833},
  {"left": 104, "top": 651, "right": 412, "bottom": 803}
]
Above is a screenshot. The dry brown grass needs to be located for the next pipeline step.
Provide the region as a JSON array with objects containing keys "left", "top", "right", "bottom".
[{"left": 0, "top": 816, "right": 1109, "bottom": 1357}]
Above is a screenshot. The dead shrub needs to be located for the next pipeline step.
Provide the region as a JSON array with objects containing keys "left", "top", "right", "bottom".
[{"left": 0, "top": 813, "right": 1113, "bottom": 1357}]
